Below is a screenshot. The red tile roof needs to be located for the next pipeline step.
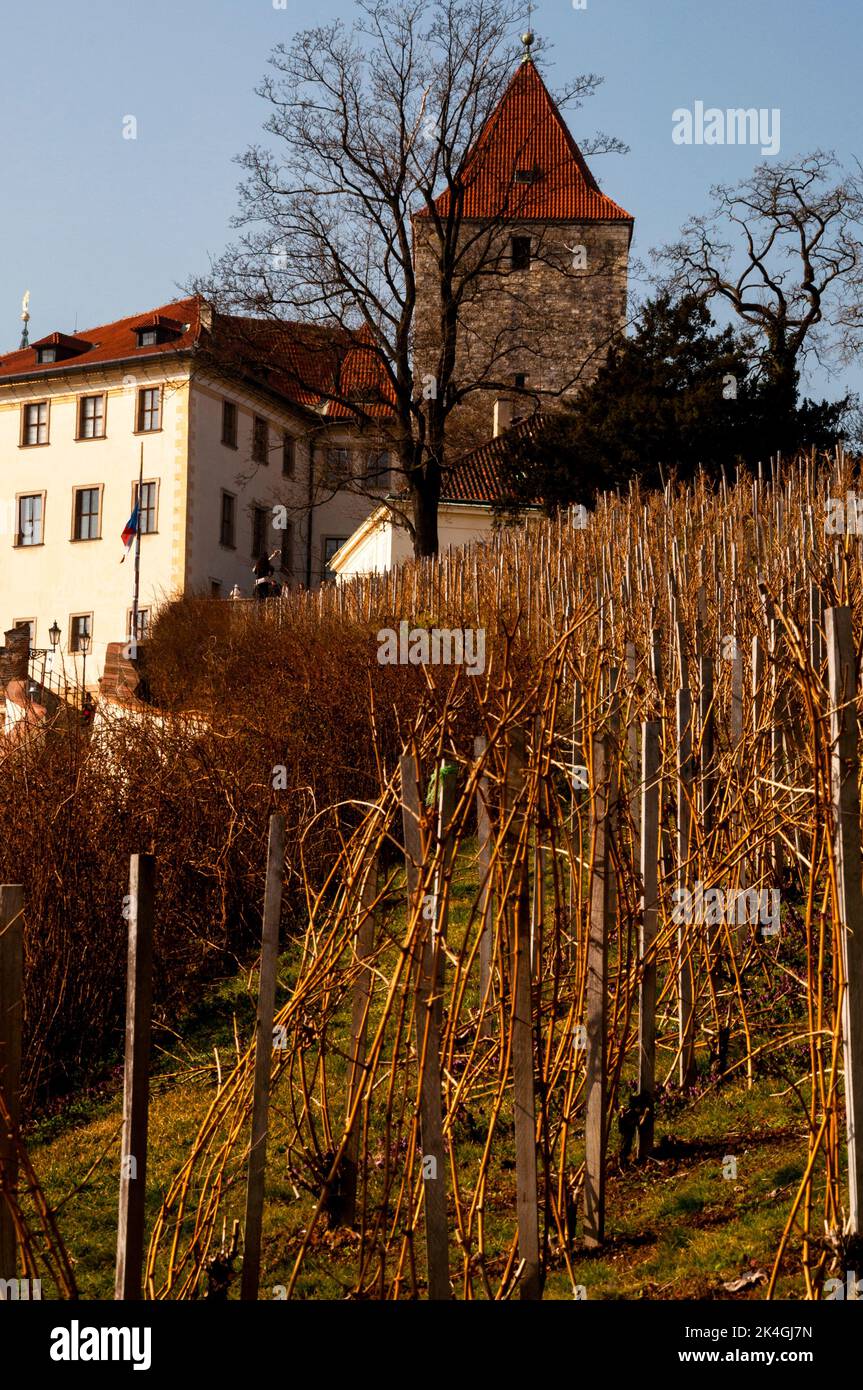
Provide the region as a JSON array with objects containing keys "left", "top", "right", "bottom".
[
  {"left": 30, "top": 331, "right": 94, "bottom": 352},
  {"left": 443, "top": 413, "right": 545, "bottom": 503},
  {"left": 0, "top": 297, "right": 203, "bottom": 378},
  {"left": 0, "top": 295, "right": 395, "bottom": 418},
  {"left": 205, "top": 313, "right": 395, "bottom": 419},
  {"left": 141, "top": 314, "right": 186, "bottom": 333},
  {"left": 427, "top": 59, "right": 632, "bottom": 224}
]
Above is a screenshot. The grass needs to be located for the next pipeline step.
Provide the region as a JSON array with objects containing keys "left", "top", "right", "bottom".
[
  {"left": 27, "top": 1035, "right": 810, "bottom": 1299},
  {"left": 24, "top": 847, "right": 815, "bottom": 1301}
]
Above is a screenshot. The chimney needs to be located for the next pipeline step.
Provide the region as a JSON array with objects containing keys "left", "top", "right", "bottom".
[
  {"left": 0, "top": 631, "right": 30, "bottom": 695},
  {"left": 493, "top": 397, "right": 514, "bottom": 438}
]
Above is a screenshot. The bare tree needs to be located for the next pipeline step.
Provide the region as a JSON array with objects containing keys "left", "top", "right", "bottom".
[
  {"left": 196, "top": 0, "right": 624, "bottom": 556},
  {"left": 653, "top": 152, "right": 863, "bottom": 449}
]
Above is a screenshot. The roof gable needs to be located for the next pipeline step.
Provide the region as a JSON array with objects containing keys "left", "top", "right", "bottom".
[
  {"left": 431, "top": 60, "right": 632, "bottom": 223},
  {"left": 30, "top": 331, "right": 93, "bottom": 352}
]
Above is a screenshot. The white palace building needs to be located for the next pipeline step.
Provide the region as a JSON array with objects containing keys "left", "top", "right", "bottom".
[{"left": 0, "top": 295, "right": 394, "bottom": 689}]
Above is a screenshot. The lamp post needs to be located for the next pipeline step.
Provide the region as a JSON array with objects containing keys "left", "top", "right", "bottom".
[
  {"left": 48, "top": 620, "right": 62, "bottom": 701},
  {"left": 79, "top": 628, "right": 91, "bottom": 700}
]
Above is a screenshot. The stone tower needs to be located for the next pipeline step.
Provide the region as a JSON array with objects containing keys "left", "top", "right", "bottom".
[{"left": 413, "top": 44, "right": 633, "bottom": 441}]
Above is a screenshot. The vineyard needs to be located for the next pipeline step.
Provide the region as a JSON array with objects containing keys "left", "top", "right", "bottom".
[{"left": 4, "top": 451, "right": 863, "bottom": 1301}]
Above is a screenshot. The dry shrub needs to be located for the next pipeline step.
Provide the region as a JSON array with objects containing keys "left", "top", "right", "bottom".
[{"left": 3, "top": 595, "right": 497, "bottom": 1106}]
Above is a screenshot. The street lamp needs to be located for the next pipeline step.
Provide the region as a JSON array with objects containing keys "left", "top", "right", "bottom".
[
  {"left": 42, "top": 619, "right": 61, "bottom": 700},
  {"left": 79, "top": 628, "right": 91, "bottom": 698},
  {"left": 48, "top": 620, "right": 71, "bottom": 704}
]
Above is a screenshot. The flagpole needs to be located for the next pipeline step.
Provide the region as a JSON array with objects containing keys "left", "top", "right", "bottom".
[{"left": 131, "top": 442, "right": 143, "bottom": 652}]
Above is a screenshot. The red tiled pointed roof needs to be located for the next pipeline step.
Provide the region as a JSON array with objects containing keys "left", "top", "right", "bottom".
[{"left": 430, "top": 59, "right": 632, "bottom": 224}]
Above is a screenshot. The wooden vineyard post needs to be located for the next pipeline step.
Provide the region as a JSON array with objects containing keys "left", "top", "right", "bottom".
[
  {"left": 752, "top": 635, "right": 765, "bottom": 887},
  {"left": 699, "top": 654, "right": 715, "bottom": 839},
  {"left": 430, "top": 762, "right": 457, "bottom": 1032},
  {"left": 0, "top": 885, "right": 24, "bottom": 1282},
  {"left": 731, "top": 639, "right": 744, "bottom": 749},
  {"left": 505, "top": 727, "right": 541, "bottom": 1296},
  {"left": 810, "top": 583, "right": 824, "bottom": 677},
  {"left": 651, "top": 628, "right": 675, "bottom": 893},
  {"left": 530, "top": 718, "right": 546, "bottom": 980},
  {"left": 608, "top": 670, "right": 621, "bottom": 931},
  {"left": 699, "top": 650, "right": 721, "bottom": 986},
  {"left": 626, "top": 641, "right": 641, "bottom": 843},
  {"left": 637, "top": 725, "right": 661, "bottom": 1160},
  {"left": 530, "top": 831, "right": 544, "bottom": 981},
  {"left": 474, "top": 736, "right": 494, "bottom": 1037},
  {"left": 676, "top": 690, "right": 697, "bottom": 1087},
  {"left": 115, "top": 855, "right": 155, "bottom": 1301},
  {"left": 568, "top": 680, "right": 586, "bottom": 962},
  {"left": 399, "top": 754, "right": 450, "bottom": 1300},
  {"left": 826, "top": 607, "right": 863, "bottom": 1232},
  {"left": 585, "top": 732, "right": 616, "bottom": 1245},
  {"left": 752, "top": 635, "right": 765, "bottom": 727},
  {"left": 769, "top": 617, "right": 785, "bottom": 885},
  {"left": 342, "top": 846, "right": 378, "bottom": 1227},
  {"left": 240, "top": 814, "right": 285, "bottom": 1300},
  {"left": 803, "top": 584, "right": 826, "bottom": 883}
]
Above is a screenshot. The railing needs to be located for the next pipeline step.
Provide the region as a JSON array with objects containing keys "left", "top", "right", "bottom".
[{"left": 26, "top": 651, "right": 82, "bottom": 711}]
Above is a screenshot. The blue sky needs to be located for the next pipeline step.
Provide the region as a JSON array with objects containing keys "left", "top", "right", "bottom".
[{"left": 2, "top": 0, "right": 859, "bottom": 399}]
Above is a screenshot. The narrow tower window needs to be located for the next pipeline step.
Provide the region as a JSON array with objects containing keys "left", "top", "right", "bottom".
[{"left": 511, "top": 236, "right": 531, "bottom": 270}]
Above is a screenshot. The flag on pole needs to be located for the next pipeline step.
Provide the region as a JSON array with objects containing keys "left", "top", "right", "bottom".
[{"left": 120, "top": 501, "right": 140, "bottom": 562}]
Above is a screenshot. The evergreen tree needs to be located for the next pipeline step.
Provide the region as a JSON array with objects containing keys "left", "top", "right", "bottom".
[{"left": 498, "top": 294, "right": 850, "bottom": 511}]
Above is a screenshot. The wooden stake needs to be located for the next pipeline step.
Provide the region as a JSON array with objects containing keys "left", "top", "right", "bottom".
[
  {"left": 650, "top": 630, "right": 663, "bottom": 696},
  {"left": 431, "top": 763, "right": 457, "bottom": 1032},
  {"left": 240, "top": 815, "right": 285, "bottom": 1299},
  {"left": 505, "top": 727, "right": 541, "bottom": 1295},
  {"left": 400, "top": 754, "right": 450, "bottom": 1300},
  {"left": 474, "top": 736, "right": 494, "bottom": 1036},
  {"left": 826, "top": 607, "right": 863, "bottom": 1233},
  {"left": 637, "top": 726, "right": 660, "bottom": 1160},
  {"left": 626, "top": 641, "right": 641, "bottom": 842},
  {"left": 770, "top": 617, "right": 785, "bottom": 884},
  {"left": 0, "top": 886, "right": 23, "bottom": 1281},
  {"left": 810, "top": 582, "right": 824, "bottom": 677},
  {"left": 530, "top": 718, "right": 545, "bottom": 980},
  {"left": 585, "top": 732, "right": 615, "bottom": 1246},
  {"left": 751, "top": 634, "right": 766, "bottom": 888},
  {"left": 676, "top": 691, "right": 697, "bottom": 1087},
  {"left": 731, "top": 643, "right": 744, "bottom": 749},
  {"left": 115, "top": 855, "right": 155, "bottom": 1301},
  {"left": 342, "top": 846, "right": 377, "bottom": 1227},
  {"left": 699, "top": 655, "right": 715, "bottom": 838},
  {"left": 752, "top": 636, "right": 765, "bottom": 730}
]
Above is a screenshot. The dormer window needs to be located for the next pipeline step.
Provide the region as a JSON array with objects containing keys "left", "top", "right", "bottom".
[
  {"left": 134, "top": 315, "right": 184, "bottom": 348},
  {"left": 30, "top": 332, "right": 91, "bottom": 364},
  {"left": 514, "top": 166, "right": 541, "bottom": 185}
]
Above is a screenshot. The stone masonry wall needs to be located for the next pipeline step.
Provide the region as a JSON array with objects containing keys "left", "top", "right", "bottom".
[
  {"left": 413, "top": 218, "right": 630, "bottom": 443},
  {"left": 0, "top": 628, "right": 30, "bottom": 689}
]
